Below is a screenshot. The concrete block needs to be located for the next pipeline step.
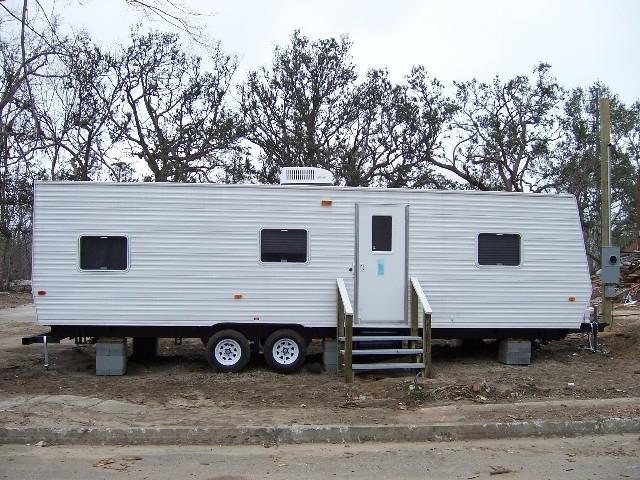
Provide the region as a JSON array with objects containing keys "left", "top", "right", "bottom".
[
  {"left": 322, "top": 339, "right": 338, "bottom": 373},
  {"left": 96, "top": 338, "right": 127, "bottom": 356},
  {"left": 498, "top": 339, "right": 531, "bottom": 365},
  {"left": 96, "top": 355, "right": 127, "bottom": 376},
  {"left": 96, "top": 338, "right": 127, "bottom": 375}
]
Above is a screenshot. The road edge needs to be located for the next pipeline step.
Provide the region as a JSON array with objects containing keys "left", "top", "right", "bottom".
[{"left": 1, "top": 417, "right": 639, "bottom": 446}]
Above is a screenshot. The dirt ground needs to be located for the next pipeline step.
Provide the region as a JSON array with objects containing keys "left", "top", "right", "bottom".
[
  {"left": 0, "top": 292, "right": 32, "bottom": 310},
  {"left": 0, "top": 293, "right": 639, "bottom": 427}
]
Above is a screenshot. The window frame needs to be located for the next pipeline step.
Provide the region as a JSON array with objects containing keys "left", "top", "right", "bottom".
[
  {"left": 475, "top": 232, "right": 523, "bottom": 268},
  {"left": 258, "top": 228, "right": 310, "bottom": 265},
  {"left": 77, "top": 234, "right": 130, "bottom": 273}
]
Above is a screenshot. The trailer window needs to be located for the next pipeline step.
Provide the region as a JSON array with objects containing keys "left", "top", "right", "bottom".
[
  {"left": 477, "top": 233, "right": 520, "bottom": 266},
  {"left": 372, "top": 216, "right": 392, "bottom": 252},
  {"left": 260, "top": 229, "right": 307, "bottom": 263},
  {"left": 80, "top": 236, "right": 128, "bottom": 270}
]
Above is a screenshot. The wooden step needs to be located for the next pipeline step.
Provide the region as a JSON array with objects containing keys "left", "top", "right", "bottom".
[
  {"left": 352, "top": 362, "right": 425, "bottom": 370},
  {"left": 342, "top": 348, "right": 423, "bottom": 355},
  {"left": 339, "top": 335, "right": 422, "bottom": 342}
]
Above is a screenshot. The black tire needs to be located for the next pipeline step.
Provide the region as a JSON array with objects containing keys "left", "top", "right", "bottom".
[
  {"left": 205, "top": 329, "right": 250, "bottom": 373},
  {"left": 263, "top": 329, "right": 307, "bottom": 374}
]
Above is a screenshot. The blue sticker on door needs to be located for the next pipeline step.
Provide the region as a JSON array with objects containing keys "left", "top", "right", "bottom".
[{"left": 377, "top": 259, "right": 385, "bottom": 276}]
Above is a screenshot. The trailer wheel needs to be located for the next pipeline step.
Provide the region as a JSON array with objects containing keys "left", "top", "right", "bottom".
[
  {"left": 205, "top": 330, "right": 250, "bottom": 373},
  {"left": 263, "top": 329, "right": 307, "bottom": 374}
]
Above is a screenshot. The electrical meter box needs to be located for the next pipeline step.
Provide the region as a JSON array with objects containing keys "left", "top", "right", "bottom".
[{"left": 601, "top": 246, "right": 620, "bottom": 284}]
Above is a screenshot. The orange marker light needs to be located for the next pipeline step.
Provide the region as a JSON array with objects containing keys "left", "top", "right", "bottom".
[
  {"left": 321, "top": 199, "right": 333, "bottom": 207},
  {"left": 568, "top": 296, "right": 576, "bottom": 302},
  {"left": 234, "top": 293, "right": 243, "bottom": 300}
]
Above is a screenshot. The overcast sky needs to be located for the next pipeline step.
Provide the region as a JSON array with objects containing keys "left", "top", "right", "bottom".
[{"left": 31, "top": 0, "right": 640, "bottom": 102}]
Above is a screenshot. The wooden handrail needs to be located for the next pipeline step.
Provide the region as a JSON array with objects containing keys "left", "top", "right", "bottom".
[
  {"left": 410, "top": 277, "right": 432, "bottom": 314},
  {"left": 336, "top": 278, "right": 354, "bottom": 383},
  {"left": 336, "top": 278, "right": 353, "bottom": 316},
  {"left": 410, "top": 276, "right": 433, "bottom": 378}
]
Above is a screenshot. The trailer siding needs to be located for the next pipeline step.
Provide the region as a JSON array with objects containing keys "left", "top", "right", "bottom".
[{"left": 32, "top": 182, "right": 591, "bottom": 331}]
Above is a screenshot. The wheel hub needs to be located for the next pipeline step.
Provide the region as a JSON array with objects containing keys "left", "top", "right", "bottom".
[
  {"left": 272, "top": 338, "right": 299, "bottom": 366},
  {"left": 214, "top": 339, "right": 242, "bottom": 366}
]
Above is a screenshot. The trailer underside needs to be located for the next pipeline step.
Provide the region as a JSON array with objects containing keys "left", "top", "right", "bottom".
[{"left": 23, "top": 324, "right": 600, "bottom": 344}]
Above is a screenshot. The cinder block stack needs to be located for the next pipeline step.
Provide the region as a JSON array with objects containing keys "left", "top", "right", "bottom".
[
  {"left": 96, "top": 338, "right": 127, "bottom": 375},
  {"left": 498, "top": 339, "right": 531, "bottom": 365},
  {"left": 322, "top": 338, "right": 338, "bottom": 373}
]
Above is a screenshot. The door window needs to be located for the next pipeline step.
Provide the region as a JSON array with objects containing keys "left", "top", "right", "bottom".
[{"left": 371, "top": 215, "right": 392, "bottom": 252}]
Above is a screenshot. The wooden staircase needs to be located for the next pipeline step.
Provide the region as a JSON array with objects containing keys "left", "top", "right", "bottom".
[{"left": 336, "top": 277, "right": 433, "bottom": 383}]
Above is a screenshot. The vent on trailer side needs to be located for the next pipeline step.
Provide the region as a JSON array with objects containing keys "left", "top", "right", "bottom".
[{"left": 279, "top": 167, "right": 334, "bottom": 185}]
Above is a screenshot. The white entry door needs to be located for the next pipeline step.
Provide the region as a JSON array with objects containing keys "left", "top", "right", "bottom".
[{"left": 356, "top": 204, "right": 407, "bottom": 324}]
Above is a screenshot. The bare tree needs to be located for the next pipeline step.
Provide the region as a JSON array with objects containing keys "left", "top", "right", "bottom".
[
  {"left": 241, "top": 31, "right": 360, "bottom": 184},
  {"left": 115, "top": 31, "right": 244, "bottom": 182},
  {"left": 391, "top": 66, "right": 459, "bottom": 189},
  {"left": 242, "top": 33, "right": 457, "bottom": 188},
  {"left": 429, "top": 63, "right": 563, "bottom": 192},
  {"left": 554, "top": 85, "right": 637, "bottom": 267},
  {"left": 35, "top": 33, "right": 122, "bottom": 180},
  {"left": 0, "top": 0, "right": 63, "bottom": 288},
  {"left": 125, "top": 0, "right": 205, "bottom": 40},
  {"left": 335, "top": 68, "right": 452, "bottom": 188}
]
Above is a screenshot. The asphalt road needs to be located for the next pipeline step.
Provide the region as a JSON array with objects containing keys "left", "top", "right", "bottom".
[{"left": 1, "top": 434, "right": 638, "bottom": 479}]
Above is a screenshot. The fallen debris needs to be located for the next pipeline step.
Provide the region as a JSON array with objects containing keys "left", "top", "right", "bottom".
[
  {"left": 92, "top": 456, "right": 141, "bottom": 471},
  {"left": 489, "top": 465, "right": 513, "bottom": 475},
  {"left": 93, "top": 458, "right": 115, "bottom": 468}
]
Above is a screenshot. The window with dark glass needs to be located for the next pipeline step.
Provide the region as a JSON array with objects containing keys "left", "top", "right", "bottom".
[
  {"left": 477, "top": 233, "right": 520, "bottom": 266},
  {"left": 372, "top": 215, "right": 392, "bottom": 252},
  {"left": 80, "top": 236, "right": 128, "bottom": 270},
  {"left": 260, "top": 229, "right": 308, "bottom": 263}
]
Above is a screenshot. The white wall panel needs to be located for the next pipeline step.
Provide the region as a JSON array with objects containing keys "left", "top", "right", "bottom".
[{"left": 32, "top": 182, "right": 591, "bottom": 331}]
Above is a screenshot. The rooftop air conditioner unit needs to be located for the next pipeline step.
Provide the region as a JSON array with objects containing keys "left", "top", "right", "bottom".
[{"left": 279, "top": 167, "right": 334, "bottom": 185}]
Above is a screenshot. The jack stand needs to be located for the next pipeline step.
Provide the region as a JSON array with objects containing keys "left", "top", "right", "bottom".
[
  {"left": 42, "top": 335, "right": 49, "bottom": 369},
  {"left": 588, "top": 320, "right": 599, "bottom": 353}
]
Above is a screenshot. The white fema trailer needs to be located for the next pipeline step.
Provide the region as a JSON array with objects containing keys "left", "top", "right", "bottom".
[{"left": 26, "top": 167, "right": 593, "bottom": 376}]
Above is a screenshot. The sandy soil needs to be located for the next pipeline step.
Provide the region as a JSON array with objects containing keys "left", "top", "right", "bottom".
[{"left": 0, "top": 293, "right": 639, "bottom": 427}]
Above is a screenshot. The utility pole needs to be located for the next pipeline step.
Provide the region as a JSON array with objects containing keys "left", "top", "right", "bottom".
[{"left": 599, "top": 98, "right": 615, "bottom": 327}]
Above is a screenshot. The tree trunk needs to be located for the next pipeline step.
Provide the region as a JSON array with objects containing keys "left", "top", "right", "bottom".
[
  {"left": 635, "top": 170, "right": 640, "bottom": 250},
  {"left": 0, "top": 236, "right": 8, "bottom": 291}
]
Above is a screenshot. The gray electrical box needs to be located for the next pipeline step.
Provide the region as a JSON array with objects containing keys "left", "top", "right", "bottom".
[{"left": 601, "top": 246, "right": 620, "bottom": 284}]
